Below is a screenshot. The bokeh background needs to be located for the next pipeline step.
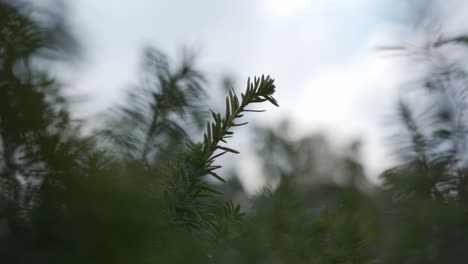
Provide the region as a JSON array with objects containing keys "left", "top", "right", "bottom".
[
  {"left": 46, "top": 0, "right": 465, "bottom": 190},
  {"left": 5, "top": 1, "right": 468, "bottom": 263}
]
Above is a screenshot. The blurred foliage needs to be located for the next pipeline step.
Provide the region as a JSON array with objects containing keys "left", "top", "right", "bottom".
[
  {"left": 4, "top": 1, "right": 468, "bottom": 264},
  {"left": 254, "top": 120, "right": 368, "bottom": 189},
  {"left": 101, "top": 47, "right": 207, "bottom": 164}
]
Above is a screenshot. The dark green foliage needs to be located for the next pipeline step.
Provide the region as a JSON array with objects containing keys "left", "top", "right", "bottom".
[
  {"left": 5, "top": 1, "right": 468, "bottom": 264},
  {"left": 102, "top": 47, "right": 207, "bottom": 163},
  {"left": 1, "top": 2, "right": 279, "bottom": 262},
  {"left": 163, "top": 75, "right": 278, "bottom": 234},
  {"left": 254, "top": 120, "right": 367, "bottom": 188}
]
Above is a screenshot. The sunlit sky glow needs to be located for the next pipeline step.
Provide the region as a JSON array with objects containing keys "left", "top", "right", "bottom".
[{"left": 265, "top": 0, "right": 306, "bottom": 17}]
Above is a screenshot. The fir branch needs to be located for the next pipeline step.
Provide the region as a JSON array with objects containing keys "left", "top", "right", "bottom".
[
  {"left": 164, "top": 75, "right": 278, "bottom": 232},
  {"left": 186, "top": 75, "right": 278, "bottom": 182}
]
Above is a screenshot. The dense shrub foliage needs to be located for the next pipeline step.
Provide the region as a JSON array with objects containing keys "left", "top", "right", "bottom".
[{"left": 3, "top": 2, "right": 468, "bottom": 263}]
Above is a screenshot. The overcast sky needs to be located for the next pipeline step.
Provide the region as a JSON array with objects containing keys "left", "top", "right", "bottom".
[
  {"left": 54, "top": 0, "right": 468, "bottom": 191},
  {"left": 67, "top": 0, "right": 413, "bottom": 113}
]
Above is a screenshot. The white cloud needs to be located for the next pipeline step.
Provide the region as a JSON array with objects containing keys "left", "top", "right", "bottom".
[
  {"left": 63, "top": 0, "right": 422, "bottom": 184},
  {"left": 263, "top": 0, "right": 307, "bottom": 18}
]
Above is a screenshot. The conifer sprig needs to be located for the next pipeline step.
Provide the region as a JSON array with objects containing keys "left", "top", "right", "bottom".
[
  {"left": 165, "top": 75, "right": 278, "bottom": 231},
  {"left": 186, "top": 75, "right": 278, "bottom": 182}
]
